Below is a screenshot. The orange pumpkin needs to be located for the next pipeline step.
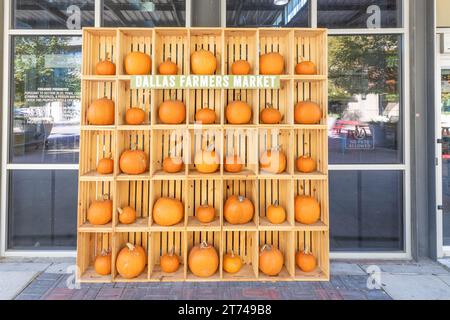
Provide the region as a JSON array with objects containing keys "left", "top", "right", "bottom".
[
  {"left": 296, "top": 156, "right": 317, "bottom": 173},
  {"left": 226, "top": 101, "right": 252, "bottom": 124},
  {"left": 259, "top": 52, "right": 284, "bottom": 75},
  {"left": 266, "top": 200, "right": 286, "bottom": 224},
  {"left": 231, "top": 60, "right": 251, "bottom": 75},
  {"left": 158, "top": 100, "right": 186, "bottom": 124},
  {"left": 195, "top": 108, "right": 216, "bottom": 124},
  {"left": 118, "top": 206, "right": 137, "bottom": 225},
  {"left": 87, "top": 197, "right": 112, "bottom": 225},
  {"left": 295, "top": 60, "right": 317, "bottom": 75},
  {"left": 191, "top": 49, "right": 217, "bottom": 75},
  {"left": 119, "top": 148, "right": 148, "bottom": 175},
  {"left": 194, "top": 148, "right": 220, "bottom": 174},
  {"left": 125, "top": 107, "right": 145, "bottom": 125},
  {"left": 152, "top": 197, "right": 184, "bottom": 226},
  {"left": 224, "top": 154, "right": 243, "bottom": 173},
  {"left": 259, "top": 147, "right": 287, "bottom": 174},
  {"left": 160, "top": 251, "right": 180, "bottom": 273},
  {"left": 295, "top": 195, "right": 320, "bottom": 225},
  {"left": 116, "top": 243, "right": 147, "bottom": 279},
  {"left": 296, "top": 251, "right": 317, "bottom": 272},
  {"left": 95, "top": 56, "right": 116, "bottom": 75},
  {"left": 188, "top": 241, "right": 219, "bottom": 278},
  {"left": 223, "top": 251, "right": 242, "bottom": 274},
  {"left": 87, "top": 97, "right": 115, "bottom": 125},
  {"left": 94, "top": 251, "right": 112, "bottom": 276},
  {"left": 158, "top": 59, "right": 178, "bottom": 75},
  {"left": 97, "top": 157, "right": 114, "bottom": 175},
  {"left": 124, "top": 51, "right": 151, "bottom": 75},
  {"left": 162, "top": 156, "right": 183, "bottom": 173},
  {"left": 259, "top": 245, "right": 284, "bottom": 276},
  {"left": 260, "top": 105, "right": 282, "bottom": 124},
  {"left": 196, "top": 204, "right": 215, "bottom": 223},
  {"left": 294, "top": 101, "right": 322, "bottom": 124},
  {"left": 224, "top": 195, "right": 254, "bottom": 225}
]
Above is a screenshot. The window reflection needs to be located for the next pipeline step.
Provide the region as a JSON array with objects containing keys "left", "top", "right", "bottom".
[
  {"left": 328, "top": 35, "right": 402, "bottom": 164},
  {"left": 11, "top": 36, "right": 81, "bottom": 164}
]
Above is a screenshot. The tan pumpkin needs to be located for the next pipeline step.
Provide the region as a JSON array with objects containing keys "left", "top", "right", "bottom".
[
  {"left": 194, "top": 148, "right": 220, "bottom": 174},
  {"left": 97, "top": 156, "right": 113, "bottom": 175},
  {"left": 259, "top": 147, "right": 287, "bottom": 174},
  {"left": 296, "top": 155, "right": 317, "bottom": 173},
  {"left": 124, "top": 51, "right": 151, "bottom": 75},
  {"left": 125, "top": 107, "right": 145, "bottom": 125},
  {"left": 95, "top": 56, "right": 116, "bottom": 75},
  {"left": 295, "top": 60, "right": 317, "bottom": 75},
  {"left": 196, "top": 203, "right": 215, "bottom": 223},
  {"left": 119, "top": 148, "right": 148, "bottom": 175},
  {"left": 223, "top": 251, "right": 242, "bottom": 274},
  {"left": 226, "top": 101, "right": 252, "bottom": 124},
  {"left": 224, "top": 154, "right": 243, "bottom": 173},
  {"left": 118, "top": 206, "right": 137, "bottom": 225},
  {"left": 224, "top": 195, "right": 254, "bottom": 225},
  {"left": 260, "top": 105, "right": 282, "bottom": 124},
  {"left": 259, "top": 245, "right": 284, "bottom": 276},
  {"left": 162, "top": 156, "right": 183, "bottom": 173},
  {"left": 188, "top": 241, "right": 219, "bottom": 278},
  {"left": 87, "top": 97, "right": 115, "bottom": 125},
  {"left": 191, "top": 49, "right": 217, "bottom": 75},
  {"left": 296, "top": 251, "right": 317, "bottom": 272},
  {"left": 294, "top": 101, "right": 322, "bottom": 124},
  {"left": 259, "top": 52, "right": 284, "bottom": 75},
  {"left": 160, "top": 251, "right": 180, "bottom": 273},
  {"left": 158, "top": 100, "right": 186, "bottom": 124},
  {"left": 231, "top": 60, "right": 251, "bottom": 75},
  {"left": 266, "top": 200, "right": 286, "bottom": 224},
  {"left": 158, "top": 59, "right": 178, "bottom": 75},
  {"left": 295, "top": 195, "right": 320, "bottom": 225},
  {"left": 152, "top": 197, "right": 184, "bottom": 226},
  {"left": 94, "top": 251, "right": 112, "bottom": 276},
  {"left": 87, "top": 196, "right": 112, "bottom": 225},
  {"left": 195, "top": 108, "right": 216, "bottom": 124},
  {"left": 116, "top": 243, "right": 147, "bottom": 279}
]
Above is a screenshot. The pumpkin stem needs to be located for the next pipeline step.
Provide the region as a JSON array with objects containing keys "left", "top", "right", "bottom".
[
  {"left": 273, "top": 200, "right": 279, "bottom": 207},
  {"left": 100, "top": 249, "right": 110, "bottom": 256},
  {"left": 200, "top": 241, "right": 209, "bottom": 249},
  {"left": 206, "top": 143, "right": 215, "bottom": 152},
  {"left": 105, "top": 52, "right": 111, "bottom": 61},
  {"left": 261, "top": 244, "right": 271, "bottom": 252},
  {"left": 266, "top": 103, "right": 273, "bottom": 109},
  {"left": 101, "top": 194, "right": 109, "bottom": 200},
  {"left": 202, "top": 200, "right": 209, "bottom": 207},
  {"left": 237, "top": 195, "right": 245, "bottom": 202},
  {"left": 168, "top": 248, "right": 175, "bottom": 256},
  {"left": 117, "top": 207, "right": 123, "bottom": 215},
  {"left": 126, "top": 243, "right": 135, "bottom": 251},
  {"left": 230, "top": 250, "right": 236, "bottom": 257}
]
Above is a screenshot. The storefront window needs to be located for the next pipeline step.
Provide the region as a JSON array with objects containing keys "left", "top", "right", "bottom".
[
  {"left": 318, "top": 0, "right": 402, "bottom": 29},
  {"left": 10, "top": 36, "right": 81, "bottom": 164},
  {"left": 330, "top": 170, "right": 404, "bottom": 251},
  {"left": 328, "top": 34, "right": 402, "bottom": 164},
  {"left": 227, "top": 0, "right": 309, "bottom": 27},
  {"left": 103, "top": 0, "right": 186, "bottom": 27},
  {"left": 12, "top": 0, "right": 95, "bottom": 29},
  {"left": 8, "top": 170, "right": 78, "bottom": 250}
]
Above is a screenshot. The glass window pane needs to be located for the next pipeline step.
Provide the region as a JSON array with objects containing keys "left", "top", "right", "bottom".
[
  {"left": 445, "top": 214, "right": 450, "bottom": 246},
  {"left": 330, "top": 170, "right": 404, "bottom": 251},
  {"left": 103, "top": 0, "right": 186, "bottom": 27},
  {"left": 227, "top": 0, "right": 309, "bottom": 27},
  {"left": 12, "top": 0, "right": 94, "bottom": 29},
  {"left": 318, "top": 0, "right": 402, "bottom": 29},
  {"left": 11, "top": 36, "right": 81, "bottom": 164},
  {"left": 8, "top": 170, "right": 78, "bottom": 250},
  {"left": 328, "top": 35, "right": 402, "bottom": 164}
]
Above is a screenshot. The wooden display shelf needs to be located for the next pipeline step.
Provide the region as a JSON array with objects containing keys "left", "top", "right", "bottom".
[{"left": 78, "top": 27, "right": 328, "bottom": 283}]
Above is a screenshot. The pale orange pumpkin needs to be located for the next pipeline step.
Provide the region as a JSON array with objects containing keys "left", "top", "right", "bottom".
[
  {"left": 162, "top": 156, "right": 183, "bottom": 173},
  {"left": 125, "top": 107, "right": 145, "bottom": 125},
  {"left": 296, "top": 251, "right": 317, "bottom": 272},
  {"left": 259, "top": 52, "right": 284, "bottom": 75},
  {"left": 226, "top": 101, "right": 252, "bottom": 124},
  {"left": 119, "top": 148, "right": 148, "bottom": 175},
  {"left": 118, "top": 206, "right": 137, "bottom": 225},
  {"left": 87, "top": 97, "right": 115, "bottom": 125},
  {"left": 158, "top": 100, "right": 186, "bottom": 124},
  {"left": 295, "top": 195, "right": 320, "bottom": 225},
  {"left": 152, "top": 197, "right": 184, "bottom": 226},
  {"left": 124, "top": 51, "right": 151, "bottom": 75},
  {"left": 259, "top": 147, "right": 287, "bottom": 174},
  {"left": 224, "top": 154, "right": 243, "bottom": 173},
  {"left": 97, "top": 157, "right": 113, "bottom": 175},
  {"left": 295, "top": 60, "right": 317, "bottom": 75},
  {"left": 95, "top": 56, "right": 116, "bottom": 75},
  {"left": 94, "top": 251, "right": 112, "bottom": 276},
  {"left": 259, "top": 245, "right": 284, "bottom": 276},
  {"left": 191, "top": 49, "right": 217, "bottom": 75},
  {"left": 158, "top": 59, "right": 178, "bottom": 75},
  {"left": 266, "top": 200, "right": 286, "bottom": 224},
  {"left": 294, "top": 101, "right": 322, "bottom": 124},
  {"left": 196, "top": 204, "right": 215, "bottom": 223},
  {"left": 188, "top": 241, "right": 219, "bottom": 278},
  {"left": 223, "top": 251, "right": 242, "bottom": 274},
  {"left": 260, "top": 105, "right": 282, "bottom": 124},
  {"left": 116, "top": 243, "right": 147, "bottom": 279},
  {"left": 296, "top": 155, "right": 317, "bottom": 173},
  {"left": 224, "top": 195, "right": 254, "bottom": 225},
  {"left": 195, "top": 108, "right": 216, "bottom": 124},
  {"left": 231, "top": 60, "right": 251, "bottom": 75},
  {"left": 194, "top": 148, "right": 220, "bottom": 174},
  {"left": 87, "top": 196, "right": 112, "bottom": 225},
  {"left": 160, "top": 251, "right": 180, "bottom": 273}
]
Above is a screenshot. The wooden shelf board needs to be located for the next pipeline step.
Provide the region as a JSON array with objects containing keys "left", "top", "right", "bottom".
[
  {"left": 258, "top": 266, "right": 292, "bottom": 282},
  {"left": 150, "top": 222, "right": 185, "bottom": 232},
  {"left": 259, "top": 217, "right": 293, "bottom": 231},
  {"left": 115, "top": 218, "right": 149, "bottom": 232},
  {"left": 150, "top": 265, "right": 185, "bottom": 282},
  {"left": 80, "top": 171, "right": 114, "bottom": 182},
  {"left": 294, "top": 221, "right": 328, "bottom": 231},
  {"left": 186, "top": 271, "right": 221, "bottom": 282},
  {"left": 223, "top": 221, "right": 258, "bottom": 231},
  {"left": 116, "top": 172, "right": 151, "bottom": 181},
  {"left": 80, "top": 125, "right": 116, "bottom": 131},
  {"left": 78, "top": 222, "right": 113, "bottom": 233},
  {"left": 78, "top": 267, "right": 112, "bottom": 283},
  {"left": 222, "top": 264, "right": 256, "bottom": 281},
  {"left": 152, "top": 170, "right": 187, "bottom": 180},
  {"left": 117, "top": 125, "right": 152, "bottom": 131},
  {"left": 188, "top": 170, "right": 222, "bottom": 179},
  {"left": 186, "top": 216, "right": 221, "bottom": 231},
  {"left": 292, "top": 171, "right": 328, "bottom": 180},
  {"left": 223, "top": 169, "right": 257, "bottom": 179},
  {"left": 81, "top": 75, "right": 117, "bottom": 81},
  {"left": 114, "top": 266, "right": 149, "bottom": 282}
]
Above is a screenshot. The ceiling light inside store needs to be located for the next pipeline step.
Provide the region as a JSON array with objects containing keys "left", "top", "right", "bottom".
[
  {"left": 137, "top": 0, "right": 155, "bottom": 12},
  {"left": 274, "top": 0, "right": 289, "bottom": 5}
]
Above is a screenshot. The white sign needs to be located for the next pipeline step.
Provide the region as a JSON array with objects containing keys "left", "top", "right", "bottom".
[{"left": 442, "top": 33, "right": 450, "bottom": 54}]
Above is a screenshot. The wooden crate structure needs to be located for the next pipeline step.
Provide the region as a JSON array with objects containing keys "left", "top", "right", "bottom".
[{"left": 78, "top": 27, "right": 329, "bottom": 282}]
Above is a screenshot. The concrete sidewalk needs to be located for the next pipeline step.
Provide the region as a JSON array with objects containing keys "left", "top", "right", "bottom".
[{"left": 1, "top": 257, "right": 450, "bottom": 300}]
